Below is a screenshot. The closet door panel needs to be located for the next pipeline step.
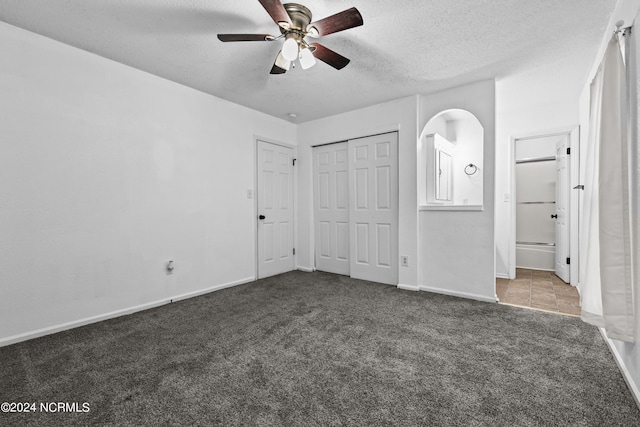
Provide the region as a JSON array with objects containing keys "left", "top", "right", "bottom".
[
  {"left": 348, "top": 133, "right": 398, "bottom": 285},
  {"left": 313, "top": 143, "right": 350, "bottom": 275}
]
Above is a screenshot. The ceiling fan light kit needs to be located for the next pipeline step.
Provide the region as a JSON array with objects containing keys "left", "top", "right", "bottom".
[
  {"left": 274, "top": 51, "right": 291, "bottom": 72},
  {"left": 299, "top": 47, "right": 316, "bottom": 69},
  {"left": 282, "top": 35, "right": 299, "bottom": 61},
  {"left": 217, "top": 0, "right": 363, "bottom": 75}
]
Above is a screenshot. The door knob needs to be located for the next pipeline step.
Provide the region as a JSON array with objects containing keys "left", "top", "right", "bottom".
[
  {"left": 258, "top": 215, "right": 266, "bottom": 220},
  {"left": 551, "top": 214, "right": 558, "bottom": 219}
]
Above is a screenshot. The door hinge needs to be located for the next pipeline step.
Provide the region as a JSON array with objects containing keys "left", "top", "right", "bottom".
[
  {"left": 292, "top": 158, "right": 297, "bottom": 166},
  {"left": 566, "top": 257, "right": 570, "bottom": 265},
  {"left": 293, "top": 248, "right": 296, "bottom": 255},
  {"left": 566, "top": 147, "right": 571, "bottom": 155}
]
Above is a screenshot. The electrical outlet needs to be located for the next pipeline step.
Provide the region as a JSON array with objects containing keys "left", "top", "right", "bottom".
[
  {"left": 504, "top": 193, "right": 511, "bottom": 202},
  {"left": 247, "top": 189, "right": 253, "bottom": 199},
  {"left": 166, "top": 260, "right": 174, "bottom": 275},
  {"left": 401, "top": 256, "right": 408, "bottom": 267}
]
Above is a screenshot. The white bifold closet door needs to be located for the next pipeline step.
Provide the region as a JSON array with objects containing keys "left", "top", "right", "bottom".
[
  {"left": 349, "top": 133, "right": 398, "bottom": 284},
  {"left": 313, "top": 142, "right": 350, "bottom": 275},
  {"left": 313, "top": 132, "right": 398, "bottom": 285}
]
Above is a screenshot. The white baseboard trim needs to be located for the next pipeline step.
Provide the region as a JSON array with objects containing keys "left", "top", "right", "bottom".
[
  {"left": 397, "top": 283, "right": 420, "bottom": 292},
  {"left": 0, "top": 276, "right": 255, "bottom": 348},
  {"left": 418, "top": 285, "right": 498, "bottom": 303},
  {"left": 495, "top": 273, "right": 510, "bottom": 279},
  {"left": 599, "top": 328, "right": 640, "bottom": 410},
  {"left": 171, "top": 276, "right": 254, "bottom": 303},
  {"left": 296, "top": 266, "right": 314, "bottom": 273}
]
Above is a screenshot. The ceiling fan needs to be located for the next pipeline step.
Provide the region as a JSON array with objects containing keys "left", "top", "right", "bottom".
[{"left": 217, "top": 0, "right": 363, "bottom": 74}]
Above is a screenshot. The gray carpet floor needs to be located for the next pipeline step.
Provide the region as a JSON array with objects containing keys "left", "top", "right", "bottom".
[{"left": 1, "top": 271, "right": 639, "bottom": 426}]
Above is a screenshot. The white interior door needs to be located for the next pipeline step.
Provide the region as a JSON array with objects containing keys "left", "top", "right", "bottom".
[
  {"left": 313, "top": 143, "right": 350, "bottom": 275},
  {"left": 257, "top": 140, "right": 294, "bottom": 279},
  {"left": 555, "top": 135, "right": 570, "bottom": 282},
  {"left": 349, "top": 132, "right": 398, "bottom": 285}
]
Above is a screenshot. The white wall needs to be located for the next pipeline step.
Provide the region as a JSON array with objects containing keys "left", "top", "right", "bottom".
[
  {"left": 515, "top": 135, "right": 561, "bottom": 161},
  {"left": 425, "top": 115, "right": 449, "bottom": 139},
  {"left": 495, "top": 70, "right": 580, "bottom": 279},
  {"left": 296, "top": 96, "right": 420, "bottom": 288},
  {"left": 296, "top": 81, "right": 495, "bottom": 300},
  {"left": 418, "top": 80, "right": 496, "bottom": 302},
  {"left": 0, "top": 22, "right": 296, "bottom": 344}
]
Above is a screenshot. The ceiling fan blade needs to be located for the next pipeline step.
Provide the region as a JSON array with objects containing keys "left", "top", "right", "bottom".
[
  {"left": 270, "top": 64, "right": 287, "bottom": 74},
  {"left": 217, "top": 34, "right": 274, "bottom": 42},
  {"left": 307, "top": 7, "right": 363, "bottom": 37},
  {"left": 258, "top": 0, "right": 292, "bottom": 28},
  {"left": 270, "top": 50, "right": 290, "bottom": 74},
  {"left": 310, "top": 43, "right": 350, "bottom": 70}
]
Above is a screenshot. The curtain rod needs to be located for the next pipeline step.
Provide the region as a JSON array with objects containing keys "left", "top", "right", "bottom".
[{"left": 614, "top": 21, "right": 632, "bottom": 36}]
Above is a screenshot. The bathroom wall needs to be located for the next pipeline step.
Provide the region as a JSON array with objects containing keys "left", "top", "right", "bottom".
[{"left": 450, "top": 116, "right": 483, "bottom": 206}]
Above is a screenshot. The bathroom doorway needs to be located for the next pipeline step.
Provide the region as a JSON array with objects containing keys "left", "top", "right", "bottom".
[
  {"left": 498, "top": 128, "right": 580, "bottom": 314},
  {"left": 513, "top": 132, "right": 571, "bottom": 281}
]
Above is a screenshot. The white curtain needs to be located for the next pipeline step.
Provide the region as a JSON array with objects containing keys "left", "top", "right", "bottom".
[
  {"left": 580, "top": 59, "right": 604, "bottom": 328},
  {"left": 580, "top": 32, "right": 635, "bottom": 342},
  {"left": 628, "top": 25, "right": 640, "bottom": 343}
]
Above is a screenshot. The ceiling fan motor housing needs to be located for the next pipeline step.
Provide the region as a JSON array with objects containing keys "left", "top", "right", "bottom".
[{"left": 282, "top": 3, "right": 312, "bottom": 32}]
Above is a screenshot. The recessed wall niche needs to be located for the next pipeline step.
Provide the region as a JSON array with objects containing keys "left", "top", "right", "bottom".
[{"left": 418, "top": 109, "right": 484, "bottom": 210}]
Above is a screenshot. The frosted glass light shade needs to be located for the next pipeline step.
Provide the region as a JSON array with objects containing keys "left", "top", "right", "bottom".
[
  {"left": 299, "top": 47, "right": 316, "bottom": 70},
  {"left": 282, "top": 37, "right": 299, "bottom": 61},
  {"left": 274, "top": 50, "right": 291, "bottom": 71}
]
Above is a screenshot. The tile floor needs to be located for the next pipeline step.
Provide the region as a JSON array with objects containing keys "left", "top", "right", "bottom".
[{"left": 496, "top": 268, "right": 581, "bottom": 316}]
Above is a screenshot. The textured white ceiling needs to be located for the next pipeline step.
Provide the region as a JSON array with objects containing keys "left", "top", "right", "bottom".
[{"left": 0, "top": 0, "right": 615, "bottom": 122}]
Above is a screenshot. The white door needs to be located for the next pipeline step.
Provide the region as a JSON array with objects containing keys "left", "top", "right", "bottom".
[
  {"left": 257, "top": 140, "right": 294, "bottom": 279},
  {"left": 555, "top": 135, "right": 570, "bottom": 282},
  {"left": 313, "top": 143, "right": 350, "bottom": 275},
  {"left": 349, "top": 132, "right": 399, "bottom": 285}
]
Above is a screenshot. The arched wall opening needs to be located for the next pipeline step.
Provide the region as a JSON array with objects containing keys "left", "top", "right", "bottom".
[{"left": 418, "top": 109, "right": 484, "bottom": 208}]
